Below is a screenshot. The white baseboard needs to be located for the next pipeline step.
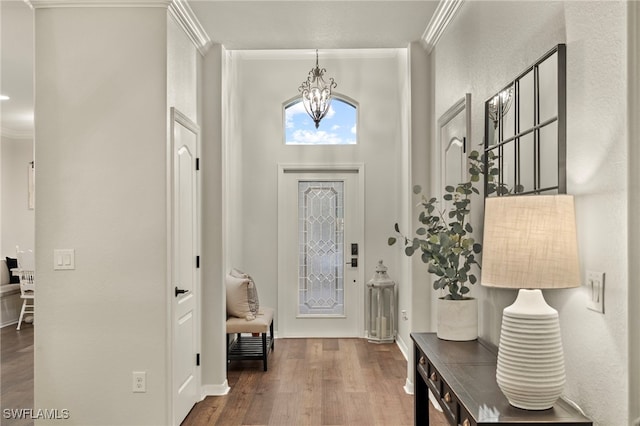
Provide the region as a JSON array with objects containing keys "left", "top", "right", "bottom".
[
  {"left": 397, "top": 336, "right": 413, "bottom": 394},
  {"left": 404, "top": 377, "right": 414, "bottom": 395},
  {"left": 201, "top": 380, "right": 230, "bottom": 398},
  {"left": 396, "top": 335, "right": 410, "bottom": 361}
]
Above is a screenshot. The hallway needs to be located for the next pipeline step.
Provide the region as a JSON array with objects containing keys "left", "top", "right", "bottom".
[
  {"left": 182, "top": 338, "right": 448, "bottom": 426},
  {"left": 1, "top": 326, "right": 450, "bottom": 425}
]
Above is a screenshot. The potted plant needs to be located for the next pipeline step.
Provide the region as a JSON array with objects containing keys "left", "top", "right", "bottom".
[{"left": 389, "top": 150, "right": 484, "bottom": 341}]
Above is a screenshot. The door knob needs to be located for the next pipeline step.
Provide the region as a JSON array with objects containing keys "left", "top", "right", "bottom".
[
  {"left": 346, "top": 258, "right": 358, "bottom": 267},
  {"left": 175, "top": 286, "right": 188, "bottom": 297}
]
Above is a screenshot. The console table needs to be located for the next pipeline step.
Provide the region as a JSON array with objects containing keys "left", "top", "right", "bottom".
[{"left": 411, "top": 333, "right": 592, "bottom": 426}]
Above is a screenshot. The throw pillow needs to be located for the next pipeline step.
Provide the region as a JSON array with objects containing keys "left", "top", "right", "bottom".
[
  {"left": 229, "top": 268, "right": 260, "bottom": 316},
  {"left": 5, "top": 257, "right": 19, "bottom": 283},
  {"left": 225, "top": 272, "right": 260, "bottom": 320}
]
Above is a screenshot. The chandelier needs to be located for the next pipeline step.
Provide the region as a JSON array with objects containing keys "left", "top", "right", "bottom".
[
  {"left": 488, "top": 85, "right": 514, "bottom": 128},
  {"left": 298, "top": 50, "right": 337, "bottom": 129}
]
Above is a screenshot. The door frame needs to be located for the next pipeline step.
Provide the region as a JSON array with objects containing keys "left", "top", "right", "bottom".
[
  {"left": 277, "top": 163, "right": 366, "bottom": 338},
  {"left": 168, "top": 107, "right": 201, "bottom": 425}
]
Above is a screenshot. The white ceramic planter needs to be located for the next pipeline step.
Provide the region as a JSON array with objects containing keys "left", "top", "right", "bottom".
[{"left": 437, "top": 297, "right": 478, "bottom": 341}]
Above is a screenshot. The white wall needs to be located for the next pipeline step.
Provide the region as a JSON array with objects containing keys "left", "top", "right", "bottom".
[
  {"left": 167, "top": 16, "right": 198, "bottom": 123},
  {"left": 34, "top": 7, "right": 170, "bottom": 425},
  {"left": 225, "top": 50, "right": 407, "bottom": 337},
  {"left": 1, "top": 136, "right": 34, "bottom": 257},
  {"left": 201, "top": 43, "right": 226, "bottom": 394},
  {"left": 628, "top": 2, "right": 640, "bottom": 423},
  {"left": 432, "top": 2, "right": 628, "bottom": 424},
  {"left": 398, "top": 42, "right": 434, "bottom": 390}
]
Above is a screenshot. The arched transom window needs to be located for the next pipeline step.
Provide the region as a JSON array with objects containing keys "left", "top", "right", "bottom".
[{"left": 284, "top": 96, "right": 358, "bottom": 145}]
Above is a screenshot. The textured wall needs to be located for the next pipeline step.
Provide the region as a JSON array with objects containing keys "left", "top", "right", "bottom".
[
  {"left": 433, "top": 2, "right": 628, "bottom": 424},
  {"left": 34, "top": 7, "right": 170, "bottom": 425}
]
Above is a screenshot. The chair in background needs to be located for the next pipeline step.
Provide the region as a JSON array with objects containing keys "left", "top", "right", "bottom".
[{"left": 16, "top": 249, "right": 35, "bottom": 330}]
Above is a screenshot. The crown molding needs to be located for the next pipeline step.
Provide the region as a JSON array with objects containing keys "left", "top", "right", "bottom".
[
  {"left": 233, "top": 48, "right": 403, "bottom": 61},
  {"left": 421, "top": 0, "right": 465, "bottom": 54},
  {"left": 168, "top": 0, "right": 212, "bottom": 55},
  {"left": 1, "top": 127, "right": 34, "bottom": 140},
  {"left": 23, "top": 0, "right": 212, "bottom": 55},
  {"left": 25, "top": 0, "right": 171, "bottom": 9}
]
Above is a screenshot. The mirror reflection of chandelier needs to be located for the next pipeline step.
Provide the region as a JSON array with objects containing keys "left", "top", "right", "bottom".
[
  {"left": 488, "top": 85, "right": 514, "bottom": 128},
  {"left": 298, "top": 50, "right": 337, "bottom": 129}
]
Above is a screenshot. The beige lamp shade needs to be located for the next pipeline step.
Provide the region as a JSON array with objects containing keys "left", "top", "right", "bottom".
[{"left": 481, "top": 194, "right": 580, "bottom": 289}]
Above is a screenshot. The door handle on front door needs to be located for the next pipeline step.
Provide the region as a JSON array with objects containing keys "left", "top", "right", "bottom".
[
  {"left": 175, "top": 286, "right": 188, "bottom": 297},
  {"left": 346, "top": 258, "right": 358, "bottom": 267}
]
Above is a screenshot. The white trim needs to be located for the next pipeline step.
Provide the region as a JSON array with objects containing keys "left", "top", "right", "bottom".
[
  {"left": 437, "top": 93, "right": 471, "bottom": 196},
  {"left": 401, "top": 45, "right": 415, "bottom": 401},
  {"left": 404, "top": 378, "right": 414, "bottom": 395},
  {"left": 421, "top": 0, "right": 464, "bottom": 54},
  {"left": 396, "top": 334, "right": 410, "bottom": 361},
  {"left": 26, "top": 0, "right": 170, "bottom": 8},
  {"left": 1, "top": 127, "right": 33, "bottom": 140},
  {"left": 168, "top": 108, "right": 202, "bottom": 426},
  {"left": 201, "top": 381, "right": 231, "bottom": 398},
  {"left": 629, "top": 1, "right": 640, "bottom": 422},
  {"left": 277, "top": 163, "right": 366, "bottom": 339},
  {"left": 234, "top": 48, "right": 403, "bottom": 61},
  {"left": 279, "top": 163, "right": 363, "bottom": 173},
  {"left": 397, "top": 336, "right": 414, "bottom": 395},
  {"left": 168, "top": 0, "right": 212, "bottom": 55}
]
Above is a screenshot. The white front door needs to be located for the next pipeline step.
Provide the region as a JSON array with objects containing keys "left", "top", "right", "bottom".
[
  {"left": 278, "top": 167, "right": 364, "bottom": 337},
  {"left": 171, "top": 108, "right": 200, "bottom": 425}
]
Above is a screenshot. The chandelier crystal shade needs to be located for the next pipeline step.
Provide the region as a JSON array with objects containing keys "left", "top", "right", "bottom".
[{"left": 298, "top": 50, "right": 337, "bottom": 129}]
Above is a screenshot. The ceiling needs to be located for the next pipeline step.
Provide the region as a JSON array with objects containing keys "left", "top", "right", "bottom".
[
  {"left": 0, "top": 0, "right": 439, "bottom": 137},
  {"left": 189, "top": 1, "right": 438, "bottom": 50}
]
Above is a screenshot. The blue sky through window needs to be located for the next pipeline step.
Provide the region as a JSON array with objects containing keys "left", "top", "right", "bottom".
[{"left": 285, "top": 97, "right": 357, "bottom": 145}]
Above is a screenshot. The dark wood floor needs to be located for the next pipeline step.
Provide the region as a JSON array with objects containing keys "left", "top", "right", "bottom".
[
  {"left": 182, "top": 338, "right": 448, "bottom": 426},
  {"left": 1, "top": 328, "right": 447, "bottom": 426},
  {"left": 1, "top": 322, "right": 34, "bottom": 426}
]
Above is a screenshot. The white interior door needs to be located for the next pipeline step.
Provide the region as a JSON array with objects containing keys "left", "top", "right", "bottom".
[
  {"left": 171, "top": 108, "right": 200, "bottom": 425},
  {"left": 278, "top": 167, "right": 364, "bottom": 337}
]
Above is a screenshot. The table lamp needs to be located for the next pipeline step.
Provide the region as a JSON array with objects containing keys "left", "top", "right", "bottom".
[{"left": 482, "top": 194, "right": 580, "bottom": 410}]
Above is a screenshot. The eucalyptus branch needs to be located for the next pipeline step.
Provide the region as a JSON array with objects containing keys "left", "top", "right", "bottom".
[{"left": 389, "top": 150, "right": 485, "bottom": 300}]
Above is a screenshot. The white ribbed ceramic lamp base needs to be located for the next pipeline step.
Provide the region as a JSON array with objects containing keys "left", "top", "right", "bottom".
[{"left": 496, "top": 289, "right": 565, "bottom": 410}]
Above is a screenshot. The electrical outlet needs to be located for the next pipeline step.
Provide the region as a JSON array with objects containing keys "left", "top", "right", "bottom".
[
  {"left": 132, "top": 371, "right": 146, "bottom": 393},
  {"left": 585, "top": 270, "right": 605, "bottom": 314}
]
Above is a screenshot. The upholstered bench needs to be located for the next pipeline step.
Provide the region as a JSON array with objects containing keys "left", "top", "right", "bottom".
[{"left": 226, "top": 307, "right": 274, "bottom": 371}]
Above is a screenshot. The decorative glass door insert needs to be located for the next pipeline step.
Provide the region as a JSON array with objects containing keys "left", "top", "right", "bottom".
[{"left": 298, "top": 180, "right": 345, "bottom": 316}]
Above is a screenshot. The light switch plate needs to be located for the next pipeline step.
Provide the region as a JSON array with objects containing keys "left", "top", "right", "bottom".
[
  {"left": 585, "top": 270, "right": 605, "bottom": 313},
  {"left": 54, "top": 249, "right": 75, "bottom": 270}
]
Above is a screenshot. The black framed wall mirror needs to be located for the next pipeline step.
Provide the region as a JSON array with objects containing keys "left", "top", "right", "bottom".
[{"left": 483, "top": 44, "right": 566, "bottom": 197}]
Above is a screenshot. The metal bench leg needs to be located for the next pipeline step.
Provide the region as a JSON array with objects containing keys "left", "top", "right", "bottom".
[
  {"left": 262, "top": 332, "right": 268, "bottom": 371},
  {"left": 270, "top": 320, "right": 275, "bottom": 352}
]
